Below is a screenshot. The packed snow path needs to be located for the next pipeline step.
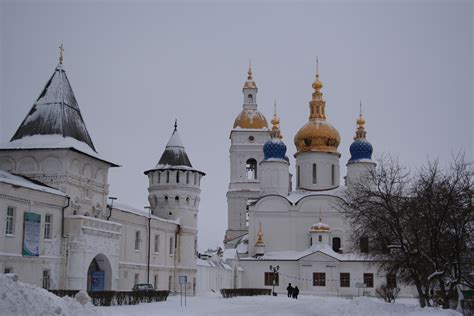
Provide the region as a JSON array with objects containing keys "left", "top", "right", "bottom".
[{"left": 97, "top": 293, "right": 461, "bottom": 316}]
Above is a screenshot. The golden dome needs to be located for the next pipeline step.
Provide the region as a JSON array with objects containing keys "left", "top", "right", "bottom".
[
  {"left": 310, "top": 220, "right": 330, "bottom": 233},
  {"left": 294, "top": 67, "right": 340, "bottom": 155},
  {"left": 233, "top": 109, "right": 268, "bottom": 129},
  {"left": 294, "top": 120, "right": 340, "bottom": 154}
]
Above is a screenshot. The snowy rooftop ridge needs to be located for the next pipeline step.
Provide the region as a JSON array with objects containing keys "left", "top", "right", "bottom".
[
  {"left": 156, "top": 130, "right": 193, "bottom": 168},
  {"left": 111, "top": 202, "right": 180, "bottom": 225},
  {"left": 11, "top": 63, "right": 96, "bottom": 152},
  {"left": 0, "top": 169, "right": 66, "bottom": 196},
  {"left": 0, "top": 135, "right": 118, "bottom": 167}
]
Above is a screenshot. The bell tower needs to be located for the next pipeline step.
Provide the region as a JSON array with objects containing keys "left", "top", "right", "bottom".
[{"left": 225, "top": 63, "right": 270, "bottom": 249}]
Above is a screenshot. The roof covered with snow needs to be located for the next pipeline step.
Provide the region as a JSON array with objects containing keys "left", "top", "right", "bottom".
[
  {"left": 0, "top": 170, "right": 66, "bottom": 197},
  {"left": 11, "top": 64, "right": 96, "bottom": 152},
  {"left": 111, "top": 202, "right": 179, "bottom": 225},
  {"left": 241, "top": 244, "right": 372, "bottom": 262},
  {"left": 156, "top": 129, "right": 192, "bottom": 168}
]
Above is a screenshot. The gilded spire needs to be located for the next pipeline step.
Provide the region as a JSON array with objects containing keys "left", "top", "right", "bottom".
[
  {"left": 59, "top": 44, "right": 64, "bottom": 65},
  {"left": 243, "top": 59, "right": 257, "bottom": 89},
  {"left": 309, "top": 57, "right": 326, "bottom": 120},
  {"left": 270, "top": 100, "right": 283, "bottom": 139},
  {"left": 255, "top": 222, "right": 265, "bottom": 246},
  {"left": 354, "top": 101, "right": 367, "bottom": 140}
]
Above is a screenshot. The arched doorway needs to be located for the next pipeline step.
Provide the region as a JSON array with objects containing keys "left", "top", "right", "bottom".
[{"left": 87, "top": 254, "right": 112, "bottom": 291}]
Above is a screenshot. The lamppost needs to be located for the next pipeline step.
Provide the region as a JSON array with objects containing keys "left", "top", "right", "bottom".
[
  {"left": 269, "top": 265, "right": 279, "bottom": 296},
  {"left": 145, "top": 206, "right": 152, "bottom": 285}
]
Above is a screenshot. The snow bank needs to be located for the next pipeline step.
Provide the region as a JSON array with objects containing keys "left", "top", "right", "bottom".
[{"left": 0, "top": 274, "right": 96, "bottom": 316}]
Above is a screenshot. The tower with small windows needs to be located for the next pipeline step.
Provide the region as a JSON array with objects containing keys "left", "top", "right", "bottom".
[
  {"left": 144, "top": 121, "right": 205, "bottom": 278},
  {"left": 225, "top": 64, "right": 270, "bottom": 249}
]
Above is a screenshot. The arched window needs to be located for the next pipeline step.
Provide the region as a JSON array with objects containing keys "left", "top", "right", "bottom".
[
  {"left": 246, "top": 158, "right": 257, "bottom": 179},
  {"left": 186, "top": 197, "right": 190, "bottom": 206},
  {"left": 176, "top": 171, "right": 180, "bottom": 183},
  {"left": 331, "top": 164, "right": 335, "bottom": 185},
  {"left": 312, "top": 163, "right": 317, "bottom": 184},
  {"left": 175, "top": 196, "right": 179, "bottom": 202},
  {"left": 332, "top": 237, "right": 341, "bottom": 253},
  {"left": 166, "top": 171, "right": 170, "bottom": 183},
  {"left": 164, "top": 196, "right": 169, "bottom": 203},
  {"left": 247, "top": 94, "right": 253, "bottom": 103}
]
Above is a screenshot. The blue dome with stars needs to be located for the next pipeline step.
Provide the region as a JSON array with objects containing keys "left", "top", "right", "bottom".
[
  {"left": 349, "top": 139, "right": 373, "bottom": 162},
  {"left": 263, "top": 138, "right": 287, "bottom": 160}
]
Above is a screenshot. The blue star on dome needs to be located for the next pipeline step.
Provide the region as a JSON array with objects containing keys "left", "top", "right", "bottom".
[{"left": 263, "top": 138, "right": 287, "bottom": 160}]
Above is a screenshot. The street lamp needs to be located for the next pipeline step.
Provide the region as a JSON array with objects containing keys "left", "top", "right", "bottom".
[
  {"left": 269, "top": 265, "right": 279, "bottom": 296},
  {"left": 145, "top": 206, "right": 152, "bottom": 285}
]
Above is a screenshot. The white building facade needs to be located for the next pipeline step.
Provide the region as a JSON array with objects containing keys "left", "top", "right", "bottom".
[
  {"left": 224, "top": 66, "right": 417, "bottom": 297},
  {"left": 0, "top": 55, "right": 204, "bottom": 293}
]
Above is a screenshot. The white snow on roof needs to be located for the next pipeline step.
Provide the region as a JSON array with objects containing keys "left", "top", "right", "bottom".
[
  {"left": 243, "top": 244, "right": 369, "bottom": 261},
  {"left": 112, "top": 202, "right": 179, "bottom": 225},
  {"left": 0, "top": 135, "right": 116, "bottom": 166},
  {"left": 166, "top": 131, "right": 184, "bottom": 148},
  {"left": 222, "top": 248, "right": 238, "bottom": 261},
  {"left": 0, "top": 170, "right": 66, "bottom": 196}
]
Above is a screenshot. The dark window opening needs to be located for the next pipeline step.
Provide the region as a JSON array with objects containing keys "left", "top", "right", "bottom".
[
  {"left": 264, "top": 272, "right": 279, "bottom": 286},
  {"left": 387, "top": 273, "right": 397, "bottom": 288},
  {"left": 340, "top": 273, "right": 350, "bottom": 287},
  {"left": 332, "top": 237, "right": 341, "bottom": 253},
  {"left": 363, "top": 273, "right": 374, "bottom": 288},
  {"left": 246, "top": 158, "right": 257, "bottom": 180},
  {"left": 313, "top": 273, "right": 326, "bottom": 286},
  {"left": 360, "top": 236, "right": 369, "bottom": 253}
]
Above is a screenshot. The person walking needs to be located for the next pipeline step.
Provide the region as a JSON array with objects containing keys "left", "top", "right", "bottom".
[
  {"left": 293, "top": 286, "right": 299, "bottom": 299},
  {"left": 286, "top": 283, "right": 293, "bottom": 298}
]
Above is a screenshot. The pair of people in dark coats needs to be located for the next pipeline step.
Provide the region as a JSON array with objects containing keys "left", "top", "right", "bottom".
[{"left": 286, "top": 283, "right": 299, "bottom": 299}]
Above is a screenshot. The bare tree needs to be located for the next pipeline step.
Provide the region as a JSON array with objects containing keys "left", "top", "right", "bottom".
[{"left": 339, "top": 154, "right": 473, "bottom": 308}]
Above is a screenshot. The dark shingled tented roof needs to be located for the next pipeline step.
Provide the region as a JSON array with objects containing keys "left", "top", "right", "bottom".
[
  {"left": 157, "top": 129, "right": 192, "bottom": 167},
  {"left": 11, "top": 64, "right": 96, "bottom": 152}
]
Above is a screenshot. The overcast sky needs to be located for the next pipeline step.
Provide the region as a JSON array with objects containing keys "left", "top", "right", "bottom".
[{"left": 1, "top": 0, "right": 472, "bottom": 251}]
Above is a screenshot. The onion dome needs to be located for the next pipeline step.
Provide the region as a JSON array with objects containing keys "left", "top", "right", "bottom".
[
  {"left": 233, "top": 110, "right": 268, "bottom": 129},
  {"left": 263, "top": 102, "right": 287, "bottom": 160},
  {"left": 349, "top": 103, "right": 373, "bottom": 162},
  {"left": 294, "top": 62, "right": 340, "bottom": 156},
  {"left": 310, "top": 218, "right": 330, "bottom": 233}
]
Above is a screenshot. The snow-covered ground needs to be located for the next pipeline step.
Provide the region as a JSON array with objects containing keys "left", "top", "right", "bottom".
[
  {"left": 0, "top": 274, "right": 461, "bottom": 316},
  {"left": 97, "top": 292, "right": 461, "bottom": 316}
]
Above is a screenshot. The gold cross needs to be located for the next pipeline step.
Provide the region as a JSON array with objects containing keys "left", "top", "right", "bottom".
[{"left": 59, "top": 44, "right": 64, "bottom": 64}]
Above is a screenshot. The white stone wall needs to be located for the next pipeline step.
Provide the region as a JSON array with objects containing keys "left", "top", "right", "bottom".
[
  {"left": 196, "top": 261, "right": 233, "bottom": 294},
  {"left": 346, "top": 160, "right": 376, "bottom": 189},
  {"left": 0, "top": 182, "right": 68, "bottom": 289},
  {"left": 260, "top": 160, "right": 290, "bottom": 196},
  {"left": 295, "top": 151, "right": 340, "bottom": 191}
]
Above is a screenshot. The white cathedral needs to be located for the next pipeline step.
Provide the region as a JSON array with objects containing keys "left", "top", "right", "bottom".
[{"left": 223, "top": 66, "right": 417, "bottom": 297}]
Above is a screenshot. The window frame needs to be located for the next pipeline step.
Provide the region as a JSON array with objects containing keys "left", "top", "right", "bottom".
[
  {"left": 169, "top": 237, "right": 174, "bottom": 255},
  {"left": 154, "top": 234, "right": 160, "bottom": 253},
  {"left": 340, "top": 272, "right": 350, "bottom": 288},
  {"left": 44, "top": 214, "right": 52, "bottom": 240},
  {"left": 5, "top": 206, "right": 15, "bottom": 235},
  {"left": 264, "top": 272, "right": 279, "bottom": 286},
  {"left": 245, "top": 158, "right": 257, "bottom": 180},
  {"left": 387, "top": 273, "right": 397, "bottom": 288},
  {"left": 134, "top": 230, "right": 141, "bottom": 251},
  {"left": 363, "top": 273, "right": 374, "bottom": 288},
  {"left": 42, "top": 270, "right": 50, "bottom": 289},
  {"left": 313, "top": 272, "right": 326, "bottom": 286},
  {"left": 312, "top": 163, "right": 317, "bottom": 184}
]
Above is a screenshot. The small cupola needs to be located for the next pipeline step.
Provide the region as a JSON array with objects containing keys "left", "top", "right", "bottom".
[{"left": 348, "top": 102, "right": 373, "bottom": 162}]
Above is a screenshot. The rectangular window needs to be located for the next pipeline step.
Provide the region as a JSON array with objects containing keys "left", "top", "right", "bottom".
[
  {"left": 331, "top": 164, "right": 335, "bottom": 185},
  {"left": 313, "top": 272, "right": 326, "bottom": 286},
  {"left": 135, "top": 231, "right": 141, "bottom": 250},
  {"left": 363, "top": 273, "right": 374, "bottom": 288},
  {"left": 154, "top": 234, "right": 160, "bottom": 253},
  {"left": 154, "top": 274, "right": 158, "bottom": 290},
  {"left": 176, "top": 171, "right": 180, "bottom": 183},
  {"left": 42, "top": 270, "right": 50, "bottom": 289},
  {"left": 166, "top": 171, "right": 170, "bottom": 183},
  {"left": 360, "top": 237, "right": 369, "bottom": 253},
  {"left": 312, "top": 163, "right": 317, "bottom": 184},
  {"left": 194, "top": 173, "right": 197, "bottom": 185},
  {"left": 340, "top": 273, "right": 350, "bottom": 287},
  {"left": 297, "top": 166, "right": 300, "bottom": 188},
  {"left": 44, "top": 214, "right": 52, "bottom": 240},
  {"left": 264, "top": 272, "right": 279, "bottom": 286},
  {"left": 169, "top": 237, "right": 174, "bottom": 255},
  {"left": 387, "top": 273, "right": 397, "bottom": 288},
  {"left": 4, "top": 267, "right": 12, "bottom": 274},
  {"left": 157, "top": 172, "right": 161, "bottom": 184},
  {"left": 6, "top": 207, "right": 14, "bottom": 235},
  {"left": 186, "top": 172, "right": 190, "bottom": 184},
  {"left": 134, "top": 273, "right": 139, "bottom": 285}
]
